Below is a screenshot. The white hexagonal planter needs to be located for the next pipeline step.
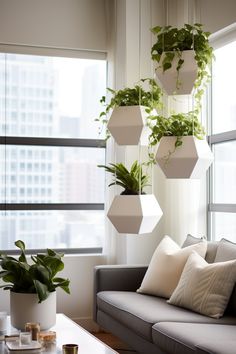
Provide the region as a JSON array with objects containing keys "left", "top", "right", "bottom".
[
  {"left": 155, "top": 136, "right": 213, "bottom": 179},
  {"left": 107, "top": 105, "right": 150, "bottom": 145},
  {"left": 155, "top": 50, "right": 198, "bottom": 95},
  {"left": 107, "top": 194, "right": 163, "bottom": 234}
]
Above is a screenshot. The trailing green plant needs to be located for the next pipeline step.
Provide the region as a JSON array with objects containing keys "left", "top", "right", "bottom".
[
  {"left": 151, "top": 23, "right": 214, "bottom": 108},
  {"left": 98, "top": 160, "right": 150, "bottom": 195},
  {"left": 148, "top": 111, "right": 205, "bottom": 162},
  {"left": 0, "top": 240, "right": 70, "bottom": 303},
  {"left": 95, "top": 78, "right": 162, "bottom": 137}
]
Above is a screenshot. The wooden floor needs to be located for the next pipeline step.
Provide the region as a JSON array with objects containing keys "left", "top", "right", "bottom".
[{"left": 92, "top": 332, "right": 137, "bottom": 354}]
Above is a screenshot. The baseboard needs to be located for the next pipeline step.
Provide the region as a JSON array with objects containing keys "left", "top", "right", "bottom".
[{"left": 71, "top": 316, "right": 101, "bottom": 332}]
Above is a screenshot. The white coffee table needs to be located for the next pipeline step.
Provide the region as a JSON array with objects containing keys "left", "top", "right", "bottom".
[{"left": 1, "top": 314, "right": 118, "bottom": 354}]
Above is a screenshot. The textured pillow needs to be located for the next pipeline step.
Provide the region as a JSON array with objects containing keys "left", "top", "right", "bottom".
[
  {"left": 214, "top": 238, "right": 236, "bottom": 315},
  {"left": 137, "top": 235, "right": 207, "bottom": 298},
  {"left": 182, "top": 234, "right": 218, "bottom": 263},
  {"left": 182, "top": 234, "right": 205, "bottom": 247},
  {"left": 214, "top": 238, "right": 236, "bottom": 262},
  {"left": 168, "top": 251, "right": 236, "bottom": 318}
]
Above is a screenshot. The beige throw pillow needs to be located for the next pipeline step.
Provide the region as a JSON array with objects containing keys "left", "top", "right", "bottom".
[
  {"left": 137, "top": 235, "right": 207, "bottom": 298},
  {"left": 168, "top": 251, "right": 236, "bottom": 318}
]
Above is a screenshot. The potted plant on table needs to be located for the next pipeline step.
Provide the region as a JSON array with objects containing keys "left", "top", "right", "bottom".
[
  {"left": 98, "top": 161, "right": 163, "bottom": 234},
  {"left": 96, "top": 78, "right": 162, "bottom": 145},
  {"left": 148, "top": 111, "right": 213, "bottom": 178},
  {"left": 151, "top": 23, "right": 214, "bottom": 97},
  {"left": 0, "top": 240, "right": 70, "bottom": 330}
]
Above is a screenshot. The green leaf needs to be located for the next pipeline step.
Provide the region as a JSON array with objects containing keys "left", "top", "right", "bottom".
[{"left": 33, "top": 280, "right": 50, "bottom": 303}]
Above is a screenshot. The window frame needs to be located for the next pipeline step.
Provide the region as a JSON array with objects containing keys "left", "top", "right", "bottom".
[
  {"left": 0, "top": 45, "right": 107, "bottom": 254},
  {"left": 208, "top": 24, "right": 236, "bottom": 240}
]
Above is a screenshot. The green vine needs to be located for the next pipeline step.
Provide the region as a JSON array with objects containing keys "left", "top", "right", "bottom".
[
  {"left": 148, "top": 111, "right": 205, "bottom": 163},
  {"left": 151, "top": 23, "right": 214, "bottom": 110},
  {"left": 95, "top": 78, "right": 162, "bottom": 138}
]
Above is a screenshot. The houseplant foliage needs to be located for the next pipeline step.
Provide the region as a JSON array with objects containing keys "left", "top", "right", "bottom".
[
  {"left": 95, "top": 78, "right": 162, "bottom": 136},
  {"left": 148, "top": 111, "right": 205, "bottom": 148},
  {"left": 151, "top": 23, "right": 214, "bottom": 101},
  {"left": 98, "top": 160, "right": 149, "bottom": 195},
  {"left": 148, "top": 111, "right": 205, "bottom": 163},
  {"left": 0, "top": 240, "right": 70, "bottom": 303}
]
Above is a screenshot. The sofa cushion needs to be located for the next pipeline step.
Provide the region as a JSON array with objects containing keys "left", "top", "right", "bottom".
[
  {"left": 168, "top": 251, "right": 236, "bottom": 318},
  {"left": 97, "top": 291, "right": 236, "bottom": 341},
  {"left": 137, "top": 235, "right": 207, "bottom": 298},
  {"left": 196, "top": 341, "right": 236, "bottom": 354},
  {"left": 182, "top": 234, "right": 218, "bottom": 263},
  {"left": 152, "top": 322, "right": 236, "bottom": 354},
  {"left": 214, "top": 238, "right": 236, "bottom": 316}
]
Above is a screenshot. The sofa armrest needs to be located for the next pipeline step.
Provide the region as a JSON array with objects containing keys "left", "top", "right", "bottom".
[{"left": 93, "top": 265, "right": 147, "bottom": 321}]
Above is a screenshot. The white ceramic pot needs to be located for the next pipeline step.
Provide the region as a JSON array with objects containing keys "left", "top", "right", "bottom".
[
  {"left": 107, "top": 105, "right": 151, "bottom": 145},
  {"left": 10, "top": 291, "right": 56, "bottom": 330},
  {"left": 155, "top": 50, "right": 198, "bottom": 95},
  {"left": 155, "top": 136, "right": 214, "bottom": 179},
  {"left": 107, "top": 194, "right": 163, "bottom": 234}
]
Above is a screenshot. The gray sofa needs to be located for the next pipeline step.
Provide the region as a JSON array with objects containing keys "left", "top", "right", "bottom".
[{"left": 93, "top": 237, "right": 236, "bottom": 354}]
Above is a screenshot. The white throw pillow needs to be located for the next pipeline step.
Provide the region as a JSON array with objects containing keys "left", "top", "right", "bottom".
[
  {"left": 137, "top": 235, "right": 207, "bottom": 298},
  {"left": 168, "top": 251, "right": 236, "bottom": 318}
]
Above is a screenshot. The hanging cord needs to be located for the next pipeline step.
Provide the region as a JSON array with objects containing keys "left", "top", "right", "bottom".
[
  {"left": 150, "top": 0, "right": 154, "bottom": 195},
  {"left": 192, "top": 27, "right": 195, "bottom": 136},
  {"left": 113, "top": 0, "right": 117, "bottom": 194},
  {"left": 4, "top": 54, "right": 7, "bottom": 216},
  {"left": 138, "top": 0, "right": 142, "bottom": 195}
]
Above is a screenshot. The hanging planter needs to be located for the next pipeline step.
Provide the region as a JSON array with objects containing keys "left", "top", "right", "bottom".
[
  {"left": 107, "top": 194, "right": 163, "bottom": 234},
  {"left": 151, "top": 24, "right": 214, "bottom": 96},
  {"left": 107, "top": 105, "right": 150, "bottom": 145},
  {"left": 98, "top": 161, "right": 163, "bottom": 234},
  {"left": 149, "top": 112, "right": 213, "bottom": 179},
  {"left": 95, "top": 78, "right": 162, "bottom": 145},
  {"left": 155, "top": 50, "right": 198, "bottom": 95},
  {"left": 155, "top": 136, "right": 213, "bottom": 179}
]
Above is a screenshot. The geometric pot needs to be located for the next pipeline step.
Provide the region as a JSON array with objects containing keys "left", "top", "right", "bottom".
[
  {"left": 107, "top": 194, "right": 163, "bottom": 234},
  {"left": 10, "top": 291, "right": 56, "bottom": 330},
  {"left": 155, "top": 50, "right": 198, "bottom": 95},
  {"left": 107, "top": 105, "right": 150, "bottom": 145},
  {"left": 155, "top": 136, "right": 214, "bottom": 179}
]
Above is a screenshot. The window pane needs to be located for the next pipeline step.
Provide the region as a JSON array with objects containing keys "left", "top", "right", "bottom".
[
  {"left": 3, "top": 145, "right": 105, "bottom": 203},
  {"left": 212, "top": 41, "right": 236, "bottom": 134},
  {"left": 212, "top": 141, "right": 236, "bottom": 204},
  {"left": 0, "top": 210, "right": 105, "bottom": 250},
  {"left": 0, "top": 145, "right": 5, "bottom": 203},
  {"left": 0, "top": 53, "right": 106, "bottom": 139},
  {"left": 211, "top": 212, "right": 236, "bottom": 242}
]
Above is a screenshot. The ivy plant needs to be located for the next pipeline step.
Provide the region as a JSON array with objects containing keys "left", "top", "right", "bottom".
[
  {"left": 151, "top": 23, "right": 214, "bottom": 107},
  {"left": 95, "top": 78, "right": 162, "bottom": 137},
  {"left": 98, "top": 160, "right": 149, "bottom": 195},
  {"left": 148, "top": 111, "right": 205, "bottom": 161},
  {"left": 0, "top": 240, "right": 70, "bottom": 303}
]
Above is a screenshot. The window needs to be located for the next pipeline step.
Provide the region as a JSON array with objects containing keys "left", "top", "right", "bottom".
[
  {"left": 0, "top": 51, "right": 106, "bottom": 252},
  {"left": 208, "top": 31, "right": 236, "bottom": 242}
]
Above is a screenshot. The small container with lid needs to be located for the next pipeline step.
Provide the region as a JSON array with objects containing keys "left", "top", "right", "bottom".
[{"left": 25, "top": 323, "right": 40, "bottom": 341}]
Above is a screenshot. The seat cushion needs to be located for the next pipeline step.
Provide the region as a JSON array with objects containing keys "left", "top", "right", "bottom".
[
  {"left": 196, "top": 341, "right": 236, "bottom": 354},
  {"left": 152, "top": 322, "right": 236, "bottom": 354},
  {"left": 97, "top": 291, "right": 236, "bottom": 341}
]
